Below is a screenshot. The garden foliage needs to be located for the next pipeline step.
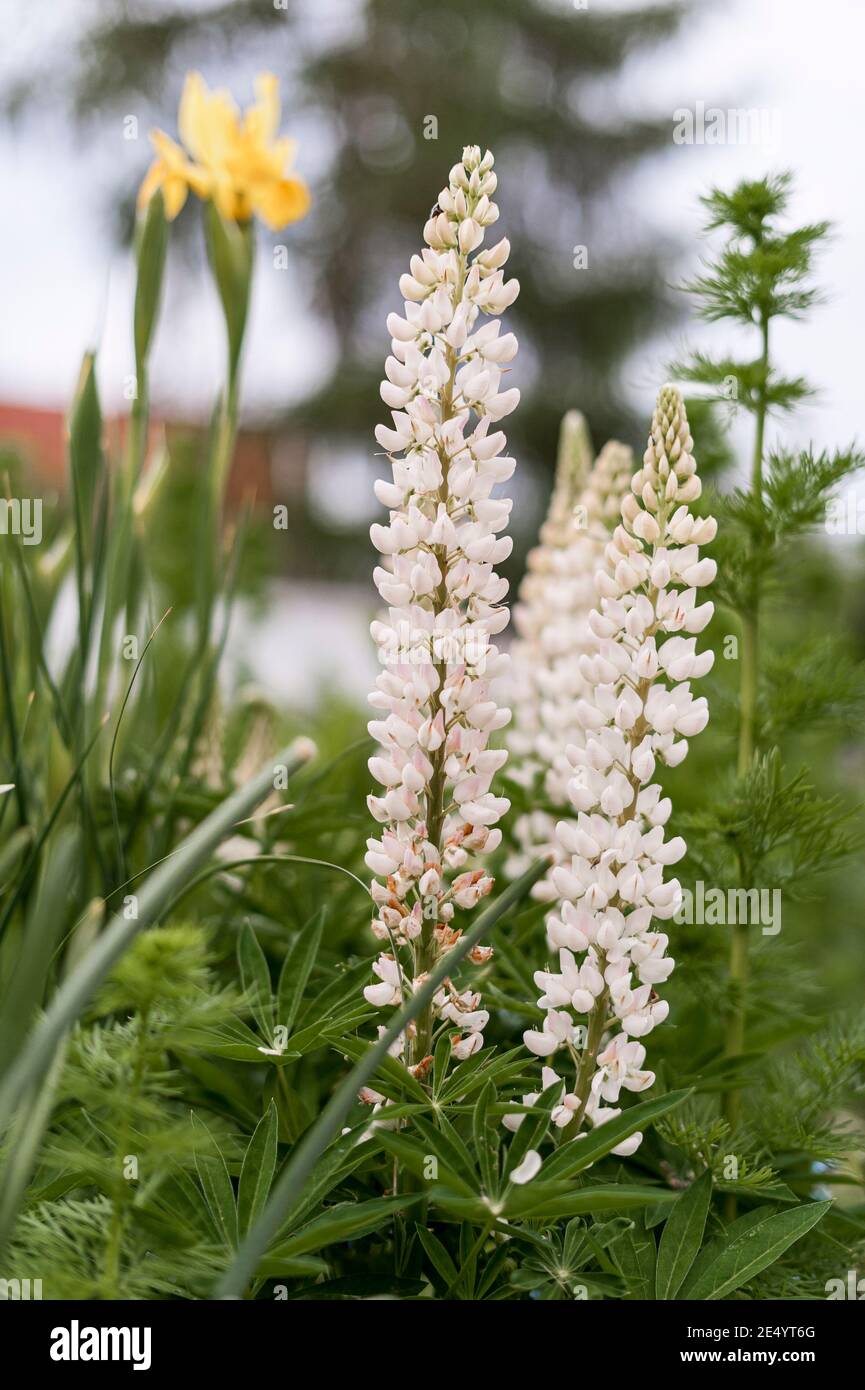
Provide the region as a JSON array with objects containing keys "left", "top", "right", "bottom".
[{"left": 0, "top": 95, "right": 862, "bottom": 1300}]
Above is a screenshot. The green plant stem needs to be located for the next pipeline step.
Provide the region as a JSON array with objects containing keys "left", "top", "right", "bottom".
[
  {"left": 101, "top": 1004, "right": 149, "bottom": 1299},
  {"left": 446, "top": 1221, "right": 491, "bottom": 1299},
  {"left": 199, "top": 379, "right": 239, "bottom": 652},
  {"left": 725, "top": 311, "right": 770, "bottom": 1130},
  {"left": 736, "top": 313, "right": 769, "bottom": 776},
  {"left": 93, "top": 376, "right": 147, "bottom": 771},
  {"left": 568, "top": 974, "right": 610, "bottom": 1131}
]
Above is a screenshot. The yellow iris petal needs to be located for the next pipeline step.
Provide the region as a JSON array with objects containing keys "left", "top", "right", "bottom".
[
  {"left": 177, "top": 71, "right": 208, "bottom": 161},
  {"left": 161, "top": 173, "right": 190, "bottom": 220},
  {"left": 138, "top": 70, "right": 310, "bottom": 230},
  {"left": 251, "top": 176, "right": 311, "bottom": 231},
  {"left": 246, "top": 72, "right": 280, "bottom": 146}
]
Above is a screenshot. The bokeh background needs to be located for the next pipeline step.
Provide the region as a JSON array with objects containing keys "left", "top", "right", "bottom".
[{"left": 1, "top": 0, "right": 862, "bottom": 699}]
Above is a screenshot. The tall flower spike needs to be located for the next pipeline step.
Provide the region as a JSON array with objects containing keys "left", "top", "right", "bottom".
[
  {"left": 365, "top": 147, "right": 519, "bottom": 1077},
  {"left": 506, "top": 411, "right": 593, "bottom": 788},
  {"left": 517, "top": 386, "right": 716, "bottom": 1157},
  {"left": 506, "top": 432, "right": 635, "bottom": 893}
]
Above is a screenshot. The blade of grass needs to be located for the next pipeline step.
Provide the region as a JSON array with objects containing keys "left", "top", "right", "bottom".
[
  {"left": 0, "top": 563, "right": 29, "bottom": 826},
  {"left": 107, "top": 607, "right": 171, "bottom": 884},
  {"left": 0, "top": 827, "right": 81, "bottom": 1073},
  {"left": 9, "top": 540, "right": 74, "bottom": 744},
  {"left": 0, "top": 714, "right": 108, "bottom": 943},
  {"left": 159, "top": 853, "right": 372, "bottom": 919}
]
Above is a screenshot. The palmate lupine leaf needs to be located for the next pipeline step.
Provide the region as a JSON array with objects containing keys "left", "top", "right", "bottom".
[
  {"left": 429, "top": 1184, "right": 677, "bottom": 1224},
  {"left": 215, "top": 858, "right": 549, "bottom": 1297}
]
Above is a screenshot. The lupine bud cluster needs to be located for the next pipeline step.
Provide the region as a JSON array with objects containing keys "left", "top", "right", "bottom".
[
  {"left": 364, "top": 147, "right": 519, "bottom": 1075},
  {"left": 514, "top": 386, "right": 716, "bottom": 1156},
  {"left": 506, "top": 436, "right": 635, "bottom": 891}
]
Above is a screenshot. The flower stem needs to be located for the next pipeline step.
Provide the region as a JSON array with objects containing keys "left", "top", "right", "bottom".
[
  {"left": 199, "top": 375, "right": 239, "bottom": 650},
  {"left": 101, "top": 1006, "right": 150, "bottom": 1299},
  {"left": 724, "top": 310, "right": 769, "bottom": 1131},
  {"left": 410, "top": 261, "right": 465, "bottom": 1073},
  {"left": 568, "top": 977, "right": 609, "bottom": 1131}
]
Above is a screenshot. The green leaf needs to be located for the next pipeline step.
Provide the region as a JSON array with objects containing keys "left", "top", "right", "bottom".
[
  {"left": 204, "top": 201, "right": 254, "bottom": 386},
  {"left": 415, "top": 1223, "right": 458, "bottom": 1289},
  {"left": 133, "top": 188, "right": 168, "bottom": 374},
  {"left": 237, "top": 1101, "right": 278, "bottom": 1238},
  {"left": 375, "top": 1130, "right": 475, "bottom": 1197},
  {"left": 410, "top": 1114, "right": 477, "bottom": 1185},
  {"left": 192, "top": 1115, "right": 238, "bottom": 1249},
  {"left": 277, "top": 1274, "right": 426, "bottom": 1301},
  {"left": 476, "top": 1243, "right": 515, "bottom": 1299},
  {"left": 655, "top": 1170, "right": 713, "bottom": 1299},
  {"left": 336, "top": 1036, "right": 429, "bottom": 1104},
  {"left": 614, "top": 1213, "right": 657, "bottom": 1299},
  {"left": 432, "top": 1033, "right": 452, "bottom": 1098},
  {"left": 431, "top": 1183, "right": 675, "bottom": 1223},
  {"left": 679, "top": 1205, "right": 768, "bottom": 1293},
  {"left": 718, "top": 1181, "right": 797, "bottom": 1205},
  {"left": 503, "top": 1079, "right": 559, "bottom": 1180},
  {"left": 252, "top": 1254, "right": 328, "bottom": 1280},
  {"left": 438, "top": 1046, "right": 527, "bottom": 1104},
  {"left": 0, "top": 829, "right": 80, "bottom": 1075},
  {"left": 294, "top": 958, "right": 371, "bottom": 1030},
  {"left": 473, "top": 1079, "right": 499, "bottom": 1194},
  {"left": 515, "top": 1184, "right": 676, "bottom": 1222},
  {"left": 542, "top": 1089, "right": 693, "bottom": 1183},
  {"left": 277, "top": 909, "right": 325, "bottom": 1037},
  {"left": 68, "top": 351, "right": 104, "bottom": 546},
  {"left": 0, "top": 826, "right": 34, "bottom": 892},
  {"left": 273, "top": 1139, "right": 381, "bottom": 1239},
  {"left": 238, "top": 922, "right": 274, "bottom": 1043},
  {"left": 270, "top": 1196, "right": 417, "bottom": 1258},
  {"left": 680, "top": 1201, "right": 831, "bottom": 1301}
]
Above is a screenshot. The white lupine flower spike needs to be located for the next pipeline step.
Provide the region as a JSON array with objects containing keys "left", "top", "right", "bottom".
[
  {"left": 521, "top": 385, "right": 716, "bottom": 1156},
  {"left": 364, "top": 146, "right": 519, "bottom": 1081},
  {"left": 506, "top": 410, "right": 593, "bottom": 788},
  {"left": 507, "top": 423, "right": 635, "bottom": 890}
]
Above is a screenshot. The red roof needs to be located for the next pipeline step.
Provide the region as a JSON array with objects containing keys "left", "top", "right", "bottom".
[{"left": 0, "top": 400, "right": 305, "bottom": 505}]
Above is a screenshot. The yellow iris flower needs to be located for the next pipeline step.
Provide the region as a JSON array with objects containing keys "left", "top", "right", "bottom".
[{"left": 138, "top": 71, "right": 310, "bottom": 230}]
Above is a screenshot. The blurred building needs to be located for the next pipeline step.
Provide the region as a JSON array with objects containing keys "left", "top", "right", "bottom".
[{"left": 0, "top": 400, "right": 308, "bottom": 508}]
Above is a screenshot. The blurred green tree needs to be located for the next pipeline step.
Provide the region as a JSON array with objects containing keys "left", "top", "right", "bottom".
[{"left": 3, "top": 0, "right": 688, "bottom": 550}]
